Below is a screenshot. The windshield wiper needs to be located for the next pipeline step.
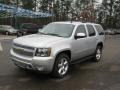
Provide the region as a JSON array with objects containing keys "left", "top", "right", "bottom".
[
  {"left": 39, "top": 32, "right": 47, "bottom": 35},
  {"left": 46, "top": 33, "right": 62, "bottom": 37}
]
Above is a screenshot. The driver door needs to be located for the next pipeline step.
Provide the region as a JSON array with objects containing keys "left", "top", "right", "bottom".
[{"left": 71, "top": 25, "right": 89, "bottom": 61}]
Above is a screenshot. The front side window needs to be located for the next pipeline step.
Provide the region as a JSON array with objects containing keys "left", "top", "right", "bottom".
[
  {"left": 39, "top": 23, "right": 75, "bottom": 38},
  {"left": 75, "top": 25, "right": 87, "bottom": 36},
  {"left": 86, "top": 25, "right": 96, "bottom": 37}
]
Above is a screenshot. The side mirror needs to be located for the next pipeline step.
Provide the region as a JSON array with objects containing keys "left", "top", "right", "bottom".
[{"left": 75, "top": 33, "right": 86, "bottom": 39}]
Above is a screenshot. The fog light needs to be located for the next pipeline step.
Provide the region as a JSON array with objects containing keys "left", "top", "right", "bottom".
[
  {"left": 27, "top": 65, "right": 33, "bottom": 69},
  {"left": 37, "top": 66, "right": 44, "bottom": 71}
]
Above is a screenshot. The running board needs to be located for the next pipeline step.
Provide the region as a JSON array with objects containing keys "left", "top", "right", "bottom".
[{"left": 70, "top": 55, "right": 94, "bottom": 65}]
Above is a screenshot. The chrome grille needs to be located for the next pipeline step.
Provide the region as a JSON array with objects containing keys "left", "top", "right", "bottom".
[
  {"left": 14, "top": 43, "right": 34, "bottom": 50},
  {"left": 13, "top": 43, "right": 35, "bottom": 57}
]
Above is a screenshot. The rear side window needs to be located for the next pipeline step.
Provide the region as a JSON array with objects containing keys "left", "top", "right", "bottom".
[
  {"left": 86, "top": 25, "right": 96, "bottom": 37},
  {"left": 95, "top": 25, "right": 104, "bottom": 35}
]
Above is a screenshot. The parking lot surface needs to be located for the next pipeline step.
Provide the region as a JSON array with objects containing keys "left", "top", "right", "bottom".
[{"left": 0, "top": 35, "right": 120, "bottom": 90}]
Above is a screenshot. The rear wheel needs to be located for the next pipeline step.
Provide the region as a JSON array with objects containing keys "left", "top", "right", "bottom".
[
  {"left": 93, "top": 46, "right": 103, "bottom": 62},
  {"left": 17, "top": 32, "right": 22, "bottom": 37},
  {"left": 52, "top": 53, "right": 69, "bottom": 78}
]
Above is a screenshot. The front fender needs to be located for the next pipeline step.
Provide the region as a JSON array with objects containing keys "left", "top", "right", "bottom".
[{"left": 51, "top": 44, "right": 71, "bottom": 59}]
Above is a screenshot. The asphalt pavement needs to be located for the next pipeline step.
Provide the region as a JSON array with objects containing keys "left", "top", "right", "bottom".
[{"left": 0, "top": 35, "right": 120, "bottom": 90}]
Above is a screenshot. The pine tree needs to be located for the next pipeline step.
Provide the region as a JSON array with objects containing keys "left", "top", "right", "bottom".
[{"left": 21, "top": 0, "right": 35, "bottom": 10}]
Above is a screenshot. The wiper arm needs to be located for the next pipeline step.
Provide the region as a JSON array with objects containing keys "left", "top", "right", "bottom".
[
  {"left": 39, "top": 32, "right": 47, "bottom": 35},
  {"left": 46, "top": 33, "right": 62, "bottom": 37}
]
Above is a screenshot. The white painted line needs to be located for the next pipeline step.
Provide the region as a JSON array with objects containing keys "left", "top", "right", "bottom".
[{"left": 0, "top": 42, "right": 3, "bottom": 51}]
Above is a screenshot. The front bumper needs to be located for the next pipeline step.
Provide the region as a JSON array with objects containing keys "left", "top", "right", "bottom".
[{"left": 10, "top": 49, "right": 55, "bottom": 73}]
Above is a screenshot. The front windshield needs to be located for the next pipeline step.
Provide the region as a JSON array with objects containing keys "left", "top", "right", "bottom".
[{"left": 39, "top": 23, "right": 75, "bottom": 38}]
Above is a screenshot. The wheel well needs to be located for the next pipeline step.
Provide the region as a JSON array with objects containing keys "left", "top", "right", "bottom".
[
  {"left": 97, "top": 42, "right": 103, "bottom": 49},
  {"left": 56, "top": 50, "right": 71, "bottom": 60}
]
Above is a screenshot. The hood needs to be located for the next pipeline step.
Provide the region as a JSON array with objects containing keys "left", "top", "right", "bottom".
[{"left": 13, "top": 34, "right": 65, "bottom": 47}]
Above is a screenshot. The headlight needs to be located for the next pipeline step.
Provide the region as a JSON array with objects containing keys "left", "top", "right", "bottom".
[{"left": 35, "top": 48, "right": 51, "bottom": 57}]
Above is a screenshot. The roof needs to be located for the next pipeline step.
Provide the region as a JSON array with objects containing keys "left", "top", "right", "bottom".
[
  {"left": 53, "top": 21, "right": 82, "bottom": 25},
  {"left": 52, "top": 21, "right": 99, "bottom": 25}
]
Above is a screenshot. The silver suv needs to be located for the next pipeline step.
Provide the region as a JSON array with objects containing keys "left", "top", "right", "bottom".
[{"left": 10, "top": 22, "right": 105, "bottom": 78}]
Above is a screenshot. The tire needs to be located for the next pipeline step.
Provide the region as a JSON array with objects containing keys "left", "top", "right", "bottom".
[
  {"left": 93, "top": 46, "right": 103, "bottom": 62},
  {"left": 52, "top": 53, "right": 70, "bottom": 78},
  {"left": 5, "top": 31, "right": 9, "bottom": 35},
  {"left": 17, "top": 32, "right": 22, "bottom": 37}
]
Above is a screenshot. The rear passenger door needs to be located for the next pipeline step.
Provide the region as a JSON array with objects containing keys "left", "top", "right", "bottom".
[{"left": 86, "top": 24, "right": 97, "bottom": 55}]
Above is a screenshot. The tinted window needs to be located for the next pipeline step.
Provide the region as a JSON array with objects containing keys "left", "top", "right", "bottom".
[
  {"left": 86, "top": 25, "right": 96, "bottom": 36},
  {"left": 21, "top": 24, "right": 38, "bottom": 29},
  {"left": 75, "top": 25, "right": 87, "bottom": 36},
  {"left": 95, "top": 25, "right": 104, "bottom": 35}
]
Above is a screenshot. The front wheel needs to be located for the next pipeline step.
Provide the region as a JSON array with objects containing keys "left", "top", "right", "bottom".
[
  {"left": 5, "top": 31, "right": 9, "bottom": 35},
  {"left": 93, "top": 46, "right": 103, "bottom": 62},
  {"left": 52, "top": 54, "right": 70, "bottom": 78}
]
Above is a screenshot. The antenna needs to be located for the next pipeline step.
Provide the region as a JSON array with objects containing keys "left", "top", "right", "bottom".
[{"left": 71, "top": 13, "right": 73, "bottom": 23}]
